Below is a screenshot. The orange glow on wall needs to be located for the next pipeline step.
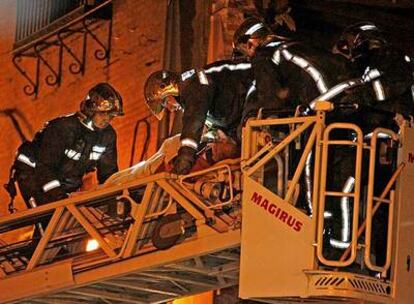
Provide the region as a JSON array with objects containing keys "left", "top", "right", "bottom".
[{"left": 171, "top": 291, "right": 213, "bottom": 304}]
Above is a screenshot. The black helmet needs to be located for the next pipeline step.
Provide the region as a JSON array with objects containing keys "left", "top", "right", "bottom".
[
  {"left": 232, "top": 17, "right": 272, "bottom": 56},
  {"left": 144, "top": 70, "right": 181, "bottom": 120},
  {"left": 333, "top": 22, "right": 387, "bottom": 61},
  {"left": 80, "top": 82, "right": 124, "bottom": 117}
]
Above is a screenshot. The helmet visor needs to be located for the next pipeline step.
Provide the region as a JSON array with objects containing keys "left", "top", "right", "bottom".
[
  {"left": 95, "top": 98, "right": 124, "bottom": 117},
  {"left": 146, "top": 97, "right": 166, "bottom": 120},
  {"left": 146, "top": 96, "right": 181, "bottom": 121},
  {"left": 333, "top": 37, "right": 351, "bottom": 58},
  {"left": 144, "top": 71, "right": 180, "bottom": 120}
]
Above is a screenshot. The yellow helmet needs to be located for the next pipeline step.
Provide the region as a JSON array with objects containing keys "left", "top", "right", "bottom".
[{"left": 144, "top": 70, "right": 181, "bottom": 120}]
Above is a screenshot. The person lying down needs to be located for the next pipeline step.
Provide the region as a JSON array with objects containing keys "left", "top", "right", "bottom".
[{"left": 104, "top": 130, "right": 239, "bottom": 186}]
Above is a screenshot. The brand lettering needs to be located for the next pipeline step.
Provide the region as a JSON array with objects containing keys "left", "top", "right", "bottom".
[
  {"left": 251, "top": 192, "right": 262, "bottom": 204},
  {"left": 250, "top": 191, "right": 303, "bottom": 232},
  {"left": 408, "top": 152, "right": 414, "bottom": 163}
]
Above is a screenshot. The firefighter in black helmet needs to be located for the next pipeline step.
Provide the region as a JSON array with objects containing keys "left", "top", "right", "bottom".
[
  {"left": 333, "top": 21, "right": 414, "bottom": 129},
  {"left": 334, "top": 22, "right": 414, "bottom": 267},
  {"left": 10, "top": 82, "right": 123, "bottom": 213},
  {"left": 233, "top": 17, "right": 369, "bottom": 258},
  {"left": 233, "top": 17, "right": 355, "bottom": 118}
]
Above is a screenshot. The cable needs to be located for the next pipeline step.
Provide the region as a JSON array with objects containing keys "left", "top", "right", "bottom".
[
  {"left": 129, "top": 116, "right": 151, "bottom": 166},
  {"left": 0, "top": 108, "right": 28, "bottom": 142}
]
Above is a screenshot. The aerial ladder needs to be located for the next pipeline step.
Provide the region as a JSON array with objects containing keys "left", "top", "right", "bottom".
[{"left": 0, "top": 101, "right": 413, "bottom": 303}]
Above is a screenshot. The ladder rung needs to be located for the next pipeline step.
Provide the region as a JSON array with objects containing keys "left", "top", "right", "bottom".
[
  {"left": 324, "top": 191, "right": 355, "bottom": 198},
  {"left": 322, "top": 140, "right": 359, "bottom": 146}
]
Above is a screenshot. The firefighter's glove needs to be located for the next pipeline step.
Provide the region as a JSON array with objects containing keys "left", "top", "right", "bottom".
[
  {"left": 173, "top": 146, "right": 197, "bottom": 175},
  {"left": 43, "top": 187, "right": 68, "bottom": 204}
]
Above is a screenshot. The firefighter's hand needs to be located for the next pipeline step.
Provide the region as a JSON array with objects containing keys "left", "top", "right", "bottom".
[
  {"left": 172, "top": 146, "right": 197, "bottom": 175},
  {"left": 394, "top": 113, "right": 413, "bottom": 127}
]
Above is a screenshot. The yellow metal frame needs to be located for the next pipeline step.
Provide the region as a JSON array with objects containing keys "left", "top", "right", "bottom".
[
  {"left": 240, "top": 102, "right": 405, "bottom": 303},
  {"left": 317, "top": 122, "right": 364, "bottom": 267},
  {"left": 364, "top": 128, "right": 398, "bottom": 275},
  {"left": 1, "top": 103, "right": 412, "bottom": 304},
  {"left": 0, "top": 163, "right": 241, "bottom": 303}
]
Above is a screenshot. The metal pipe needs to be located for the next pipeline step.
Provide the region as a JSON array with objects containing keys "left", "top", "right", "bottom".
[
  {"left": 364, "top": 128, "right": 398, "bottom": 273},
  {"left": 284, "top": 146, "right": 289, "bottom": 197},
  {"left": 274, "top": 154, "right": 284, "bottom": 197},
  {"left": 304, "top": 152, "right": 313, "bottom": 213}
]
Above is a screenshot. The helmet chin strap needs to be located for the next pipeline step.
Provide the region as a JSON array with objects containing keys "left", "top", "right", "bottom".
[
  {"left": 260, "top": 34, "right": 284, "bottom": 46},
  {"left": 77, "top": 111, "right": 95, "bottom": 131},
  {"left": 173, "top": 103, "right": 184, "bottom": 113}
]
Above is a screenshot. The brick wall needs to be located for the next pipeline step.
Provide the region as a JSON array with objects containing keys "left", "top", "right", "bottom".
[
  {"left": 0, "top": 0, "right": 168, "bottom": 215},
  {"left": 208, "top": 0, "right": 260, "bottom": 63}
]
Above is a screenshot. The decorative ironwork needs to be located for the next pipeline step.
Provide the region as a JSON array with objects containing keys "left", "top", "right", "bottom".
[{"left": 12, "top": 0, "right": 113, "bottom": 98}]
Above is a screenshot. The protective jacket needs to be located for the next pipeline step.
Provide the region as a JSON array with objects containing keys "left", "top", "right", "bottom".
[
  {"left": 244, "top": 39, "right": 351, "bottom": 119},
  {"left": 13, "top": 113, "right": 118, "bottom": 206},
  {"left": 179, "top": 58, "right": 253, "bottom": 150},
  {"left": 350, "top": 48, "right": 414, "bottom": 114}
]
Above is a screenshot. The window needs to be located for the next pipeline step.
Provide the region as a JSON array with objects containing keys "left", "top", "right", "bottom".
[{"left": 15, "top": 0, "right": 87, "bottom": 48}]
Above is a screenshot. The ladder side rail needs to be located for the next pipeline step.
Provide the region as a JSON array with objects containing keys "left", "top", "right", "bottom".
[
  {"left": 339, "top": 162, "right": 404, "bottom": 263},
  {"left": 311, "top": 110, "right": 325, "bottom": 269},
  {"left": 364, "top": 128, "right": 399, "bottom": 274},
  {"left": 0, "top": 172, "right": 171, "bottom": 229},
  {"left": 316, "top": 123, "right": 364, "bottom": 267},
  {"left": 0, "top": 175, "right": 169, "bottom": 275}
]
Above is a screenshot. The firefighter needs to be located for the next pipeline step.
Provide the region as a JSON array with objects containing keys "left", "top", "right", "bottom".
[
  {"left": 333, "top": 22, "right": 414, "bottom": 267},
  {"left": 9, "top": 82, "right": 123, "bottom": 215},
  {"left": 144, "top": 59, "right": 253, "bottom": 175},
  {"left": 233, "top": 17, "right": 369, "bottom": 258},
  {"left": 333, "top": 21, "right": 414, "bottom": 132},
  {"left": 232, "top": 17, "right": 353, "bottom": 121}
]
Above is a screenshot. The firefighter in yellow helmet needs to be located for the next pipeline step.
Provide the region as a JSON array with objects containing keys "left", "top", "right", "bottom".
[{"left": 144, "top": 59, "right": 253, "bottom": 175}]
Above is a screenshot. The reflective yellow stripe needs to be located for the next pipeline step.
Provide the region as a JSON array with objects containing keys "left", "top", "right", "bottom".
[
  {"left": 17, "top": 153, "right": 36, "bottom": 168},
  {"left": 372, "top": 80, "right": 385, "bottom": 101},
  {"left": 197, "top": 71, "right": 209, "bottom": 85},
  {"left": 281, "top": 49, "right": 328, "bottom": 94},
  {"left": 181, "top": 138, "right": 198, "bottom": 150},
  {"left": 42, "top": 180, "right": 61, "bottom": 192},
  {"left": 245, "top": 23, "right": 265, "bottom": 35}
]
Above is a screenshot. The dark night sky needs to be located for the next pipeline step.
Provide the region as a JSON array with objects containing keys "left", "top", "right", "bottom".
[{"left": 289, "top": 1, "right": 414, "bottom": 55}]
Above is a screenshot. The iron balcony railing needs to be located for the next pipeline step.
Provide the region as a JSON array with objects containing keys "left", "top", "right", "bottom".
[
  {"left": 15, "top": 0, "right": 87, "bottom": 48},
  {"left": 12, "top": 0, "right": 113, "bottom": 97}
]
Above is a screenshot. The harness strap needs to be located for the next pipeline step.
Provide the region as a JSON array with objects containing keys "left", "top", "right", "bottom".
[{"left": 3, "top": 165, "right": 18, "bottom": 214}]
